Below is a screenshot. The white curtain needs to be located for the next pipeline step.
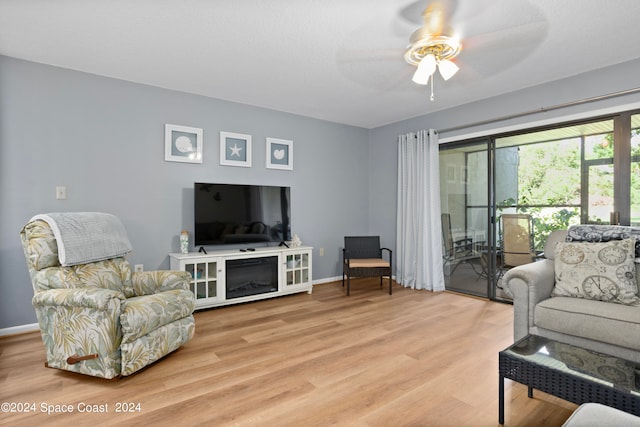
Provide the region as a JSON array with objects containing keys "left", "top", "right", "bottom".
[{"left": 396, "top": 129, "right": 445, "bottom": 291}]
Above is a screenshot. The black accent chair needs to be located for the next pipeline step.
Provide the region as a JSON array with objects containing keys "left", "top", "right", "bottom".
[{"left": 342, "top": 236, "right": 393, "bottom": 296}]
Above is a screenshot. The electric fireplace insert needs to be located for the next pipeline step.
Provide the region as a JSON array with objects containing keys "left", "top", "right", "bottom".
[{"left": 225, "top": 256, "right": 279, "bottom": 299}]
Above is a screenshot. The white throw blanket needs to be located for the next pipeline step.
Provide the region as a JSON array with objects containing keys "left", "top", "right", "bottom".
[{"left": 30, "top": 212, "right": 133, "bottom": 266}]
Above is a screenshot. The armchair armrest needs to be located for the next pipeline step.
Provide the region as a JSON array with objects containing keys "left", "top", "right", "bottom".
[
  {"left": 381, "top": 247, "right": 392, "bottom": 263},
  {"left": 32, "top": 287, "right": 125, "bottom": 310},
  {"left": 502, "top": 259, "right": 556, "bottom": 341},
  {"left": 132, "top": 270, "right": 192, "bottom": 296}
]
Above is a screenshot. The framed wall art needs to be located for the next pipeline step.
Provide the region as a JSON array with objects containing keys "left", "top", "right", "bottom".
[
  {"left": 164, "top": 124, "right": 203, "bottom": 163},
  {"left": 266, "top": 138, "right": 293, "bottom": 170},
  {"left": 220, "top": 131, "right": 252, "bottom": 167}
]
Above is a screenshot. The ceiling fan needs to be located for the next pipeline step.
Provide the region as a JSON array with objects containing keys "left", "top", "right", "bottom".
[
  {"left": 403, "top": 1, "right": 462, "bottom": 100},
  {"left": 335, "top": 0, "right": 548, "bottom": 102}
]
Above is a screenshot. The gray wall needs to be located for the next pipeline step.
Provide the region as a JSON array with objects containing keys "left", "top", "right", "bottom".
[
  {"left": 5, "top": 54, "right": 640, "bottom": 330},
  {"left": 368, "top": 58, "right": 640, "bottom": 261},
  {"left": 0, "top": 55, "right": 370, "bottom": 330}
]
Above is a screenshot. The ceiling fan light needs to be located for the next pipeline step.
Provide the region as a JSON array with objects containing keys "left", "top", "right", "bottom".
[
  {"left": 438, "top": 59, "right": 459, "bottom": 81},
  {"left": 412, "top": 68, "right": 429, "bottom": 85},
  {"left": 412, "top": 54, "right": 436, "bottom": 85}
]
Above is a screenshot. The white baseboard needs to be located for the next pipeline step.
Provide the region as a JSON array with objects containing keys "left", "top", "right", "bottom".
[
  {"left": 312, "top": 276, "right": 342, "bottom": 285},
  {"left": 0, "top": 323, "right": 39, "bottom": 337},
  {"left": 312, "top": 275, "right": 397, "bottom": 285}
]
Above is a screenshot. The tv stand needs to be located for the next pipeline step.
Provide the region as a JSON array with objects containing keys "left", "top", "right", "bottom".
[
  {"left": 198, "top": 246, "right": 208, "bottom": 254},
  {"left": 169, "top": 246, "right": 312, "bottom": 310}
]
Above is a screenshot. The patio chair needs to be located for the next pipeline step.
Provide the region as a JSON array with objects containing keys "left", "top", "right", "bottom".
[
  {"left": 342, "top": 236, "right": 392, "bottom": 296},
  {"left": 500, "top": 213, "right": 537, "bottom": 270},
  {"left": 441, "top": 213, "right": 481, "bottom": 276}
]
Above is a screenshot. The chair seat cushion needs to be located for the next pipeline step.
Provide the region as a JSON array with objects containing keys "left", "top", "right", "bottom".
[
  {"left": 535, "top": 296, "right": 640, "bottom": 351},
  {"left": 346, "top": 258, "right": 390, "bottom": 268},
  {"left": 120, "top": 289, "right": 194, "bottom": 344}
]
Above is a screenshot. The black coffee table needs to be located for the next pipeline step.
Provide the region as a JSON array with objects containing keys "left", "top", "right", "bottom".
[{"left": 499, "top": 335, "right": 640, "bottom": 424}]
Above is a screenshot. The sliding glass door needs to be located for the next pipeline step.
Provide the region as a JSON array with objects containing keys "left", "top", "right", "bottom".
[
  {"left": 439, "top": 138, "right": 492, "bottom": 297},
  {"left": 440, "top": 110, "right": 640, "bottom": 301}
]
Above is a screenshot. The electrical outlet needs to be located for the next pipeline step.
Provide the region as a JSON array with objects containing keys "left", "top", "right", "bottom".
[
  {"left": 134, "top": 264, "right": 143, "bottom": 272},
  {"left": 319, "top": 248, "right": 325, "bottom": 256}
]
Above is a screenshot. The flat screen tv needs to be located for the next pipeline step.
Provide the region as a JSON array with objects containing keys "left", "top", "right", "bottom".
[{"left": 194, "top": 183, "right": 291, "bottom": 246}]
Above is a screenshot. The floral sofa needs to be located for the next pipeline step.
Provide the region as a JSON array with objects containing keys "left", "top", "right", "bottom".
[
  {"left": 503, "top": 224, "right": 640, "bottom": 363},
  {"left": 21, "top": 217, "right": 195, "bottom": 378}
]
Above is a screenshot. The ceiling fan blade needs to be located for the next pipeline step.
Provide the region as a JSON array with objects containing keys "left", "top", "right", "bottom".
[
  {"left": 334, "top": 9, "right": 417, "bottom": 92},
  {"left": 405, "top": 0, "right": 459, "bottom": 45},
  {"left": 337, "top": 0, "right": 549, "bottom": 92},
  {"left": 336, "top": 49, "right": 415, "bottom": 92},
  {"left": 336, "top": 48, "right": 405, "bottom": 64},
  {"left": 455, "top": 22, "right": 547, "bottom": 78},
  {"left": 421, "top": 2, "right": 447, "bottom": 35},
  {"left": 399, "top": 0, "right": 458, "bottom": 27}
]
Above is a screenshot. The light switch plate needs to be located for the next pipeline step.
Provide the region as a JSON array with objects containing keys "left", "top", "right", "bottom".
[{"left": 55, "top": 186, "right": 66, "bottom": 200}]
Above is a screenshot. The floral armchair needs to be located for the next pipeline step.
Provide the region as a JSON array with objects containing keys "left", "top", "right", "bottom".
[{"left": 20, "top": 216, "right": 195, "bottom": 379}]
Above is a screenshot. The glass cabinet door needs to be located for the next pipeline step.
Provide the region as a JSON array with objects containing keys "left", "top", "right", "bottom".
[
  {"left": 285, "top": 252, "right": 310, "bottom": 287},
  {"left": 185, "top": 260, "right": 219, "bottom": 301}
]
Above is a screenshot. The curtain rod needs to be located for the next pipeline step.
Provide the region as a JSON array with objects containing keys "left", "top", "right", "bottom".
[{"left": 438, "top": 87, "right": 640, "bottom": 134}]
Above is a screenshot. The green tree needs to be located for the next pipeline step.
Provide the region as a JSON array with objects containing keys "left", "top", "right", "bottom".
[
  {"left": 499, "top": 139, "right": 582, "bottom": 249},
  {"left": 499, "top": 128, "right": 640, "bottom": 246},
  {"left": 517, "top": 139, "right": 581, "bottom": 206}
]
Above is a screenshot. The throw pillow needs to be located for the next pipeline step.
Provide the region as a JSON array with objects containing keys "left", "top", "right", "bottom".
[
  {"left": 552, "top": 238, "right": 640, "bottom": 305},
  {"left": 567, "top": 224, "right": 640, "bottom": 258}
]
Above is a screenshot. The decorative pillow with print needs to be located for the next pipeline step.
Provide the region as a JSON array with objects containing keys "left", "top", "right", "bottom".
[{"left": 552, "top": 238, "right": 640, "bottom": 305}]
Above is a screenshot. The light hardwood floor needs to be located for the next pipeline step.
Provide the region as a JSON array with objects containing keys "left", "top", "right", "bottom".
[{"left": 0, "top": 280, "right": 576, "bottom": 426}]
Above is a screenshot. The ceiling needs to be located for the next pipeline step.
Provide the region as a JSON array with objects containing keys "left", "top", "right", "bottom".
[{"left": 2, "top": 0, "right": 640, "bottom": 129}]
